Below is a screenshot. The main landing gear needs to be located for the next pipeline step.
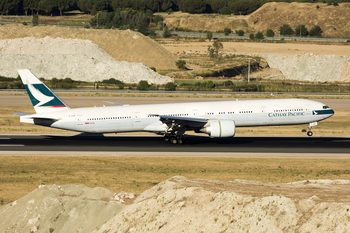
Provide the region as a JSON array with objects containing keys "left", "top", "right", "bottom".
[
  {"left": 307, "top": 122, "right": 317, "bottom": 137},
  {"left": 164, "top": 134, "right": 184, "bottom": 144}
]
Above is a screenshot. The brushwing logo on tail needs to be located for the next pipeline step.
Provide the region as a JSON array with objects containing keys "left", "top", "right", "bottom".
[{"left": 27, "top": 82, "right": 54, "bottom": 107}]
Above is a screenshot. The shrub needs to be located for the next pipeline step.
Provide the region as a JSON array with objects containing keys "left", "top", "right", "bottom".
[
  {"left": 316, "top": 5, "right": 320, "bottom": 9},
  {"left": 137, "top": 80, "right": 149, "bottom": 90},
  {"left": 223, "top": 80, "right": 234, "bottom": 87},
  {"left": 206, "top": 31, "right": 213, "bottom": 41},
  {"left": 176, "top": 60, "right": 187, "bottom": 69},
  {"left": 206, "top": 81, "right": 215, "bottom": 89},
  {"left": 249, "top": 33, "right": 255, "bottom": 40},
  {"left": 295, "top": 25, "right": 308, "bottom": 37},
  {"left": 309, "top": 25, "right": 323, "bottom": 37},
  {"left": 255, "top": 32, "right": 264, "bottom": 39},
  {"left": 333, "top": 1, "right": 339, "bottom": 6},
  {"left": 223, "top": 27, "right": 232, "bottom": 36},
  {"left": 102, "top": 78, "right": 123, "bottom": 85},
  {"left": 279, "top": 24, "right": 294, "bottom": 36},
  {"left": 150, "top": 67, "right": 157, "bottom": 72},
  {"left": 22, "top": 22, "right": 28, "bottom": 26},
  {"left": 163, "top": 26, "right": 172, "bottom": 38},
  {"left": 165, "top": 82, "right": 176, "bottom": 91},
  {"left": 266, "top": 29, "right": 275, "bottom": 37},
  {"left": 236, "top": 30, "right": 244, "bottom": 36},
  {"left": 32, "top": 14, "right": 39, "bottom": 26}
]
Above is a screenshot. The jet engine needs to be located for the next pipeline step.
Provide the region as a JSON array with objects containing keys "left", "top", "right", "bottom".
[{"left": 200, "top": 120, "right": 235, "bottom": 138}]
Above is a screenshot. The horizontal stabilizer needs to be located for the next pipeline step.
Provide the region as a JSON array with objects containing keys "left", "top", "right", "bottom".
[
  {"left": 104, "top": 101, "right": 130, "bottom": 106},
  {"left": 13, "top": 112, "right": 31, "bottom": 116}
]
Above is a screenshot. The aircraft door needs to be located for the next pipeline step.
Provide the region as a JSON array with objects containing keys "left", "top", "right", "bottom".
[
  {"left": 261, "top": 106, "right": 268, "bottom": 124},
  {"left": 305, "top": 104, "right": 311, "bottom": 115},
  {"left": 76, "top": 115, "right": 84, "bottom": 131}
]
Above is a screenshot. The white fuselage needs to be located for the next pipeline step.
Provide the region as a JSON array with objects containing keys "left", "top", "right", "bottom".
[{"left": 20, "top": 99, "right": 334, "bottom": 134}]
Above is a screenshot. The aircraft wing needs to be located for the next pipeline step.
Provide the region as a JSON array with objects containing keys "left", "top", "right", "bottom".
[{"left": 150, "top": 114, "right": 208, "bottom": 128}]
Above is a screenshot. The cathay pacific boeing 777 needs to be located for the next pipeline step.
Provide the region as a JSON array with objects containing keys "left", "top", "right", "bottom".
[{"left": 15, "top": 69, "right": 334, "bottom": 144}]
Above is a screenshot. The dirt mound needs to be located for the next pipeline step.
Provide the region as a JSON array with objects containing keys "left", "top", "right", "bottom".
[
  {"left": 1, "top": 176, "right": 350, "bottom": 233},
  {"left": 0, "top": 24, "right": 177, "bottom": 70},
  {"left": 0, "top": 36, "right": 173, "bottom": 84},
  {"left": 261, "top": 53, "right": 350, "bottom": 82}
]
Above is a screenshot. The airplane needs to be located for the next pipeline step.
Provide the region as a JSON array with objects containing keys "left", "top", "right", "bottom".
[{"left": 15, "top": 69, "right": 334, "bottom": 144}]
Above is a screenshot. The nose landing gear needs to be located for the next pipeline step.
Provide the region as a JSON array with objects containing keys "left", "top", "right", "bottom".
[{"left": 307, "top": 122, "right": 317, "bottom": 137}]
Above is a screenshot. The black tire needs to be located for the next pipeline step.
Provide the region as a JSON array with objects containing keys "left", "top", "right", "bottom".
[
  {"left": 307, "top": 131, "right": 313, "bottom": 137},
  {"left": 171, "top": 137, "right": 178, "bottom": 144}
]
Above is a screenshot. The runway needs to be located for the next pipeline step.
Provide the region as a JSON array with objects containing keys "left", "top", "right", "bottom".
[{"left": 0, "top": 134, "right": 349, "bottom": 155}]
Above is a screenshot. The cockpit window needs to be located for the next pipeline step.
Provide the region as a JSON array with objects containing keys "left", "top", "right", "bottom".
[{"left": 323, "top": 105, "right": 329, "bottom": 109}]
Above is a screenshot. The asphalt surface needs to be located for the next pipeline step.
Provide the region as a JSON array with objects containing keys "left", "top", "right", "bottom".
[{"left": 0, "top": 134, "right": 349, "bottom": 154}]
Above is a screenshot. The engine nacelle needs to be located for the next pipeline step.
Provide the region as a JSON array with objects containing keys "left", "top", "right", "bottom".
[{"left": 200, "top": 120, "right": 235, "bottom": 138}]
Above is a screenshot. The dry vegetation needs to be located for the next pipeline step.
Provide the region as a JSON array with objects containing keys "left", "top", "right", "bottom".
[
  {"left": 2, "top": 156, "right": 350, "bottom": 206},
  {"left": 163, "top": 2, "right": 350, "bottom": 38}
]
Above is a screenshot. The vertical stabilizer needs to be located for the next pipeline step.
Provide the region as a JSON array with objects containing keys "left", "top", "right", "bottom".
[{"left": 18, "top": 69, "right": 70, "bottom": 113}]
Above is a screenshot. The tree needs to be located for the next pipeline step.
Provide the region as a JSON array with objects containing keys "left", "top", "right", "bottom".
[
  {"left": 165, "top": 82, "right": 176, "bottom": 91},
  {"left": 295, "top": 25, "right": 308, "bottom": 37},
  {"left": 220, "top": 6, "right": 231, "bottom": 15},
  {"left": 176, "top": 60, "right": 186, "bottom": 69},
  {"left": 137, "top": 80, "right": 149, "bottom": 90},
  {"left": 309, "top": 25, "right": 323, "bottom": 37},
  {"left": 255, "top": 31, "right": 264, "bottom": 39},
  {"left": 23, "top": 0, "right": 40, "bottom": 16},
  {"left": 228, "top": 0, "right": 261, "bottom": 15},
  {"left": 209, "top": 0, "right": 227, "bottom": 13},
  {"left": 38, "top": 0, "right": 57, "bottom": 16},
  {"left": 208, "top": 41, "right": 223, "bottom": 60},
  {"left": 279, "top": 24, "right": 294, "bottom": 36},
  {"left": 206, "top": 31, "right": 213, "bottom": 41},
  {"left": 266, "top": 29, "right": 275, "bottom": 37},
  {"left": 249, "top": 33, "right": 254, "bottom": 40},
  {"left": 57, "top": 0, "right": 70, "bottom": 16},
  {"left": 223, "top": 27, "right": 231, "bottom": 36},
  {"left": 32, "top": 13, "right": 39, "bottom": 26},
  {"left": 236, "top": 30, "right": 244, "bottom": 36},
  {"left": 163, "top": 26, "right": 172, "bottom": 38},
  {"left": 180, "top": 0, "right": 207, "bottom": 14},
  {"left": 146, "top": 0, "right": 161, "bottom": 12}
]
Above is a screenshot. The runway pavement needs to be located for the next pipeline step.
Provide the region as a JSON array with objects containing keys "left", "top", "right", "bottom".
[{"left": 0, "top": 134, "right": 349, "bottom": 155}]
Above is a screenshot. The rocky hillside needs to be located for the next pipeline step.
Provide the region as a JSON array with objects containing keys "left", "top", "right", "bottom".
[{"left": 1, "top": 176, "right": 350, "bottom": 233}]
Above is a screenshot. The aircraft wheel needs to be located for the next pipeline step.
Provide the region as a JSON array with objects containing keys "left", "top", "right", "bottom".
[
  {"left": 171, "top": 137, "right": 178, "bottom": 144},
  {"left": 307, "top": 131, "right": 313, "bottom": 137},
  {"left": 177, "top": 138, "right": 183, "bottom": 145}
]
